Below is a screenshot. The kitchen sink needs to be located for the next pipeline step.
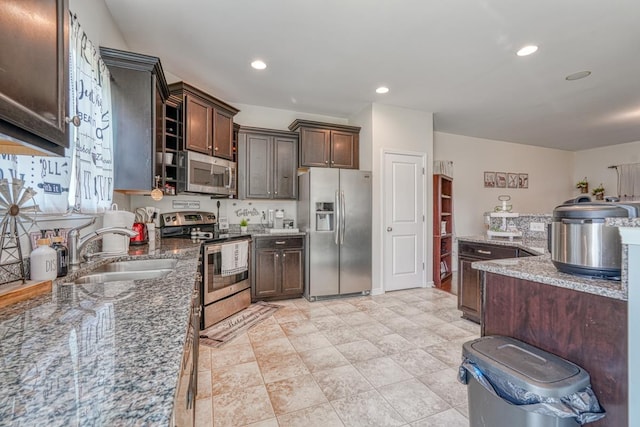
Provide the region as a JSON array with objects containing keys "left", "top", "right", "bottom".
[
  {"left": 74, "top": 258, "right": 177, "bottom": 284},
  {"left": 91, "top": 258, "right": 178, "bottom": 273}
]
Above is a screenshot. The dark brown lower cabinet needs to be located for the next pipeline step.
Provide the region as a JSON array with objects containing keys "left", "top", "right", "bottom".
[
  {"left": 483, "top": 272, "right": 627, "bottom": 427},
  {"left": 253, "top": 236, "right": 304, "bottom": 300},
  {"left": 457, "top": 241, "right": 533, "bottom": 323}
]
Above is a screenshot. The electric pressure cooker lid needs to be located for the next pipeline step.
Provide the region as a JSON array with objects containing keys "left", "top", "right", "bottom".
[{"left": 553, "top": 202, "right": 640, "bottom": 220}]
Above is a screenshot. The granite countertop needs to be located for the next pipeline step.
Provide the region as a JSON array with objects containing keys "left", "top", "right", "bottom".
[
  {"left": 457, "top": 234, "right": 547, "bottom": 255},
  {"left": 457, "top": 235, "right": 627, "bottom": 301},
  {"left": 0, "top": 238, "right": 202, "bottom": 426}
]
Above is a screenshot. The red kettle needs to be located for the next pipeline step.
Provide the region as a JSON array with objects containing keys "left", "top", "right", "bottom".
[{"left": 130, "top": 222, "right": 148, "bottom": 245}]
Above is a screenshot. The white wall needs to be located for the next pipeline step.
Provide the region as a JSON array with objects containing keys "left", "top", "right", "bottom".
[
  {"left": 351, "top": 104, "right": 433, "bottom": 295},
  {"left": 574, "top": 140, "right": 640, "bottom": 199},
  {"left": 69, "top": 0, "right": 128, "bottom": 50},
  {"left": 233, "top": 103, "right": 347, "bottom": 131},
  {"left": 434, "top": 132, "right": 575, "bottom": 240}
]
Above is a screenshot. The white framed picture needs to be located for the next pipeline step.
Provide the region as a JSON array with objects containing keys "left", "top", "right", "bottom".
[{"left": 484, "top": 172, "right": 496, "bottom": 188}]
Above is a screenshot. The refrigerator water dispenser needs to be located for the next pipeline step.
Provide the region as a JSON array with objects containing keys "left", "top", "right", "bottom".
[{"left": 315, "top": 202, "right": 334, "bottom": 231}]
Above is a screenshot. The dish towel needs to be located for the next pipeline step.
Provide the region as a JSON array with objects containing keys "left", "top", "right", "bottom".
[{"left": 221, "top": 240, "right": 249, "bottom": 276}]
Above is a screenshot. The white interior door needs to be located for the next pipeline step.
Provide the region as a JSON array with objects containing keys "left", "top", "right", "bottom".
[{"left": 383, "top": 152, "right": 425, "bottom": 291}]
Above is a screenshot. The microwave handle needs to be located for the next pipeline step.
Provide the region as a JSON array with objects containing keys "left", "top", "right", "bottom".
[{"left": 225, "top": 166, "right": 232, "bottom": 189}]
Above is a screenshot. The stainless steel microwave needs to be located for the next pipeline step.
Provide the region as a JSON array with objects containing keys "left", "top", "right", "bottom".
[{"left": 177, "top": 151, "right": 236, "bottom": 197}]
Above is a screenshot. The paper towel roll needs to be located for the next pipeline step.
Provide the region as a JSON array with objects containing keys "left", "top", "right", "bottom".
[{"left": 102, "top": 205, "right": 135, "bottom": 253}]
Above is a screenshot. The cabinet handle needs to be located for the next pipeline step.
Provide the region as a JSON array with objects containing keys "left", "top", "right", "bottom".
[
  {"left": 325, "top": 160, "right": 329, "bottom": 164},
  {"left": 65, "top": 116, "right": 81, "bottom": 127},
  {"left": 214, "top": 147, "right": 218, "bottom": 151},
  {"left": 275, "top": 241, "right": 286, "bottom": 245},
  {"left": 477, "top": 249, "right": 492, "bottom": 255},
  {"left": 274, "top": 191, "right": 278, "bottom": 195},
  {"left": 282, "top": 253, "right": 286, "bottom": 258},
  {"left": 331, "top": 160, "right": 335, "bottom": 164}
]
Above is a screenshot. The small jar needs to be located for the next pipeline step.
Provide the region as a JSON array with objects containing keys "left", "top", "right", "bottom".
[
  {"left": 51, "top": 236, "right": 68, "bottom": 277},
  {"left": 30, "top": 238, "right": 58, "bottom": 281}
]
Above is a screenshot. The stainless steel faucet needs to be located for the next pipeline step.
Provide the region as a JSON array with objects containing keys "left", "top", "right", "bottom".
[{"left": 67, "top": 218, "right": 139, "bottom": 267}]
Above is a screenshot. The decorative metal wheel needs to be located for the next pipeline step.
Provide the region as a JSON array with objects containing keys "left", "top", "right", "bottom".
[{"left": 0, "top": 179, "right": 40, "bottom": 284}]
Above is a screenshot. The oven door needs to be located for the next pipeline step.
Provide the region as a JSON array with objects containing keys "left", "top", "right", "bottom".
[
  {"left": 186, "top": 151, "right": 236, "bottom": 196},
  {"left": 202, "top": 241, "right": 250, "bottom": 305}
]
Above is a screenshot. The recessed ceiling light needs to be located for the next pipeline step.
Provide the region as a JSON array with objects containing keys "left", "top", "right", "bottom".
[
  {"left": 516, "top": 45, "right": 538, "bottom": 57},
  {"left": 251, "top": 60, "right": 267, "bottom": 70},
  {"left": 376, "top": 86, "right": 389, "bottom": 94},
  {"left": 565, "top": 71, "right": 591, "bottom": 81}
]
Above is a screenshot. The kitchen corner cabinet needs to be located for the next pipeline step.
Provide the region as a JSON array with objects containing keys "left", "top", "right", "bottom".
[
  {"left": 237, "top": 127, "right": 298, "bottom": 200},
  {"left": 458, "top": 241, "right": 534, "bottom": 323},
  {"left": 252, "top": 236, "right": 305, "bottom": 301},
  {"left": 288, "top": 119, "right": 360, "bottom": 169},
  {"left": 169, "top": 82, "right": 239, "bottom": 160},
  {"left": 0, "top": 0, "right": 69, "bottom": 156},
  {"left": 101, "top": 47, "right": 169, "bottom": 193},
  {"left": 433, "top": 174, "right": 453, "bottom": 291}
]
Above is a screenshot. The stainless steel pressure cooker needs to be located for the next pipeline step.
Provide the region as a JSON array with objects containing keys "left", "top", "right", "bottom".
[{"left": 549, "top": 201, "right": 640, "bottom": 278}]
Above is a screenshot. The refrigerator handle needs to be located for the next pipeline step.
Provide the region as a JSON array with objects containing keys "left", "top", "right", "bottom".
[
  {"left": 335, "top": 190, "right": 340, "bottom": 245},
  {"left": 340, "top": 191, "right": 346, "bottom": 245}
]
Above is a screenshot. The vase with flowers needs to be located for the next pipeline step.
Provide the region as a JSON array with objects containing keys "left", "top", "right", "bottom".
[
  {"left": 592, "top": 184, "right": 605, "bottom": 200},
  {"left": 576, "top": 177, "right": 589, "bottom": 194}
]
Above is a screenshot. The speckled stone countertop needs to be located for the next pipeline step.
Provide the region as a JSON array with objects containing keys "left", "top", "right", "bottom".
[
  {"left": 0, "top": 238, "right": 202, "bottom": 426},
  {"left": 457, "top": 235, "right": 627, "bottom": 301},
  {"left": 456, "top": 234, "right": 547, "bottom": 255}
]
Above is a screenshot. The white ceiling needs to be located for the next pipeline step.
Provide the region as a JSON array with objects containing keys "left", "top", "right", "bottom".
[{"left": 103, "top": 0, "right": 640, "bottom": 151}]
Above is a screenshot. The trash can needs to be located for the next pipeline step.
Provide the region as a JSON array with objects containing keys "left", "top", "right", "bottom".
[{"left": 459, "top": 336, "right": 606, "bottom": 427}]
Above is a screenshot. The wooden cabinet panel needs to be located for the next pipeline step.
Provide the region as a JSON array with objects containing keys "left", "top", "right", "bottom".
[
  {"left": 300, "top": 128, "right": 330, "bottom": 167},
  {"left": 245, "top": 133, "right": 271, "bottom": 199},
  {"left": 273, "top": 136, "right": 298, "bottom": 199},
  {"left": 254, "top": 249, "right": 279, "bottom": 298},
  {"left": 101, "top": 47, "right": 169, "bottom": 193},
  {"left": 169, "top": 82, "right": 239, "bottom": 162},
  {"left": 252, "top": 236, "right": 305, "bottom": 301},
  {"left": 0, "top": 0, "right": 69, "bottom": 156},
  {"left": 185, "top": 95, "right": 211, "bottom": 154},
  {"left": 290, "top": 120, "right": 360, "bottom": 169},
  {"left": 238, "top": 127, "right": 298, "bottom": 200},
  {"left": 330, "top": 131, "right": 359, "bottom": 169},
  {"left": 281, "top": 249, "right": 304, "bottom": 295},
  {"left": 458, "top": 258, "right": 481, "bottom": 322},
  {"left": 213, "top": 108, "right": 233, "bottom": 160},
  {"left": 483, "top": 273, "right": 628, "bottom": 427},
  {"left": 456, "top": 240, "right": 527, "bottom": 323}
]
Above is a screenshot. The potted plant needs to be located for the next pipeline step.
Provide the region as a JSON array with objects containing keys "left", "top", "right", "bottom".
[
  {"left": 239, "top": 218, "right": 249, "bottom": 234},
  {"left": 576, "top": 177, "right": 589, "bottom": 194},
  {"left": 592, "top": 184, "right": 605, "bottom": 200}
]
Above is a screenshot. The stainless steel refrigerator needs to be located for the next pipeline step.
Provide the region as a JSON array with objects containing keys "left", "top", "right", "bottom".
[{"left": 298, "top": 168, "right": 372, "bottom": 300}]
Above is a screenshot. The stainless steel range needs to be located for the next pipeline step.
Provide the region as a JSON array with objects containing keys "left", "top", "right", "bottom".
[{"left": 161, "top": 211, "right": 251, "bottom": 329}]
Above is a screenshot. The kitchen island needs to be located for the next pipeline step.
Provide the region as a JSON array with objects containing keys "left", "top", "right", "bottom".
[
  {"left": 0, "top": 239, "right": 202, "bottom": 426},
  {"left": 473, "top": 248, "right": 628, "bottom": 427}
]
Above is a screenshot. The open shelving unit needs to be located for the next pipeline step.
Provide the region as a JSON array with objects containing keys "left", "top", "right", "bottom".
[
  {"left": 433, "top": 174, "right": 453, "bottom": 291},
  {"left": 157, "top": 95, "right": 183, "bottom": 195}
]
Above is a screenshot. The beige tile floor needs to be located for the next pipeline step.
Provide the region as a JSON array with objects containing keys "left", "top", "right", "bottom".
[{"left": 195, "top": 287, "right": 480, "bottom": 427}]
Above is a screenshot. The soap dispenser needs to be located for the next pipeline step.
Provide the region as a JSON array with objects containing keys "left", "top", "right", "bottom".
[{"left": 30, "top": 238, "right": 57, "bottom": 281}]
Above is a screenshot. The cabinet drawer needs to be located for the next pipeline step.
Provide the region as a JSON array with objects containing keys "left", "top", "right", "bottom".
[
  {"left": 255, "top": 236, "right": 304, "bottom": 250},
  {"left": 458, "top": 242, "right": 518, "bottom": 259}
]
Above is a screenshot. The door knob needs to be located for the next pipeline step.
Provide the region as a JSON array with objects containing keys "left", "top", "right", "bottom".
[{"left": 387, "top": 227, "right": 392, "bottom": 232}]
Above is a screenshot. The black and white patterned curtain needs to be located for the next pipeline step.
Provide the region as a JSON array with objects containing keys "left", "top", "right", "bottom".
[{"left": 0, "top": 14, "right": 114, "bottom": 214}]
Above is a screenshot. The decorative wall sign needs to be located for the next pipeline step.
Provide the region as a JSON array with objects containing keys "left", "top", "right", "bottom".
[
  {"left": 172, "top": 200, "right": 201, "bottom": 210},
  {"left": 484, "top": 172, "right": 496, "bottom": 188},
  {"left": 485, "top": 171, "right": 529, "bottom": 189}
]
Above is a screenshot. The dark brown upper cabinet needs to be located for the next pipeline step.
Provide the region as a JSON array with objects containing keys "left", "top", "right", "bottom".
[
  {"left": 237, "top": 127, "right": 298, "bottom": 200},
  {"left": 169, "top": 82, "right": 239, "bottom": 160},
  {"left": 0, "top": 0, "right": 69, "bottom": 156},
  {"left": 101, "top": 47, "right": 169, "bottom": 193},
  {"left": 289, "top": 119, "right": 360, "bottom": 169}
]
